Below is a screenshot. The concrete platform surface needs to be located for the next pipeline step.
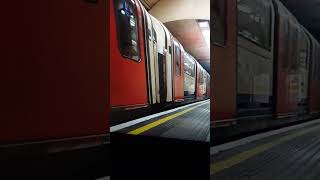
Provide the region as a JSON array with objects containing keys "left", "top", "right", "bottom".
[
  {"left": 112, "top": 100, "right": 210, "bottom": 142},
  {"left": 211, "top": 119, "right": 320, "bottom": 180}
]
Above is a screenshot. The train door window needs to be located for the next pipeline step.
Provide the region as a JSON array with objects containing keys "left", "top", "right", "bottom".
[
  {"left": 174, "top": 44, "right": 181, "bottom": 76},
  {"left": 313, "top": 47, "right": 319, "bottom": 80},
  {"left": 212, "top": 0, "right": 226, "bottom": 45},
  {"left": 238, "top": 0, "right": 272, "bottom": 50},
  {"left": 114, "top": 0, "right": 140, "bottom": 61},
  {"left": 282, "top": 19, "right": 290, "bottom": 68},
  {"left": 290, "top": 26, "right": 299, "bottom": 71},
  {"left": 316, "top": 49, "right": 318, "bottom": 80},
  {"left": 192, "top": 61, "right": 196, "bottom": 77},
  {"left": 313, "top": 48, "right": 317, "bottom": 80},
  {"left": 318, "top": 50, "right": 320, "bottom": 80},
  {"left": 199, "top": 69, "right": 204, "bottom": 84},
  {"left": 311, "top": 46, "right": 316, "bottom": 79},
  {"left": 184, "top": 55, "right": 196, "bottom": 77}
]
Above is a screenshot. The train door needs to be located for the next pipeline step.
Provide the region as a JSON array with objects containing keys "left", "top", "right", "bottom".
[
  {"left": 197, "top": 66, "right": 205, "bottom": 99},
  {"left": 202, "top": 70, "right": 207, "bottom": 97},
  {"left": 162, "top": 25, "right": 174, "bottom": 103},
  {"left": 237, "top": 0, "right": 275, "bottom": 116},
  {"left": 206, "top": 73, "right": 211, "bottom": 98},
  {"left": 173, "top": 40, "right": 184, "bottom": 101},
  {"left": 297, "top": 31, "right": 310, "bottom": 114},
  {"left": 150, "top": 16, "right": 167, "bottom": 104},
  {"left": 183, "top": 54, "right": 196, "bottom": 99},
  {"left": 151, "top": 26, "right": 161, "bottom": 103},
  {"left": 142, "top": 7, "right": 157, "bottom": 105},
  {"left": 110, "top": 0, "right": 148, "bottom": 108}
]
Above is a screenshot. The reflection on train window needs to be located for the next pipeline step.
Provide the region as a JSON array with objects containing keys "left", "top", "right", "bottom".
[
  {"left": 290, "top": 27, "right": 299, "bottom": 70},
  {"left": 282, "top": 19, "right": 290, "bottom": 68},
  {"left": 184, "top": 55, "right": 196, "bottom": 77},
  {"left": 114, "top": 0, "right": 140, "bottom": 61},
  {"left": 174, "top": 44, "right": 181, "bottom": 76},
  {"left": 212, "top": 0, "right": 226, "bottom": 45},
  {"left": 238, "top": 0, "right": 271, "bottom": 50},
  {"left": 199, "top": 69, "right": 204, "bottom": 84},
  {"left": 318, "top": 51, "right": 320, "bottom": 80}
]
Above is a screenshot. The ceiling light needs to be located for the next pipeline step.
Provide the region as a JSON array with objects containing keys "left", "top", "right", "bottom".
[{"left": 198, "top": 21, "right": 209, "bottom": 28}]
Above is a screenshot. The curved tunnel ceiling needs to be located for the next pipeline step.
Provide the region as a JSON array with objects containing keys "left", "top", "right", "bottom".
[
  {"left": 142, "top": 0, "right": 210, "bottom": 72},
  {"left": 148, "top": 0, "right": 210, "bottom": 23},
  {"left": 280, "top": 0, "right": 320, "bottom": 42},
  {"left": 164, "top": 19, "right": 210, "bottom": 72}
]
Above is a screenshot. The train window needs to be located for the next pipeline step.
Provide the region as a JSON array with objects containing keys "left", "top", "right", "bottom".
[
  {"left": 317, "top": 49, "right": 319, "bottom": 80},
  {"left": 174, "top": 44, "right": 181, "bottom": 76},
  {"left": 311, "top": 47, "right": 315, "bottom": 79},
  {"left": 212, "top": 0, "right": 226, "bottom": 45},
  {"left": 315, "top": 50, "right": 320, "bottom": 80},
  {"left": 290, "top": 26, "right": 299, "bottom": 70},
  {"left": 199, "top": 69, "right": 204, "bottom": 84},
  {"left": 184, "top": 55, "right": 196, "bottom": 77},
  {"left": 238, "top": 0, "right": 272, "bottom": 50},
  {"left": 282, "top": 19, "right": 290, "bottom": 68},
  {"left": 114, "top": 0, "right": 140, "bottom": 61},
  {"left": 315, "top": 50, "right": 318, "bottom": 80},
  {"left": 312, "top": 45, "right": 320, "bottom": 80}
]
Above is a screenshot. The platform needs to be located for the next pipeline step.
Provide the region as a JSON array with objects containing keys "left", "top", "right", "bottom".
[
  {"left": 111, "top": 100, "right": 210, "bottom": 142},
  {"left": 210, "top": 119, "right": 320, "bottom": 180}
]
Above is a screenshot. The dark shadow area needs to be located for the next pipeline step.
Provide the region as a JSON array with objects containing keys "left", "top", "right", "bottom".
[
  {"left": 111, "top": 133, "right": 210, "bottom": 180},
  {"left": 0, "top": 144, "right": 110, "bottom": 179}
]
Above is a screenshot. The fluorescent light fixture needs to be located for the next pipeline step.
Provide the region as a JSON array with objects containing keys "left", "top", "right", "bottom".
[
  {"left": 198, "top": 20, "right": 210, "bottom": 48},
  {"left": 202, "top": 29, "right": 210, "bottom": 47},
  {"left": 199, "top": 21, "right": 209, "bottom": 28}
]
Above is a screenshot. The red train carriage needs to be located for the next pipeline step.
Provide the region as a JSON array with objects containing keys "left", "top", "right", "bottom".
[
  {"left": 307, "top": 31, "right": 320, "bottom": 115},
  {"left": 110, "top": 0, "right": 210, "bottom": 126},
  {"left": 237, "top": 0, "right": 275, "bottom": 117},
  {"left": 212, "top": 0, "right": 238, "bottom": 127},
  {"left": 206, "top": 73, "right": 211, "bottom": 98},
  {"left": 1, "top": 0, "right": 109, "bottom": 157},
  {"left": 212, "top": 0, "right": 320, "bottom": 142},
  {"left": 173, "top": 39, "right": 185, "bottom": 102},
  {"left": 196, "top": 62, "right": 208, "bottom": 100},
  {"left": 273, "top": 0, "right": 310, "bottom": 117},
  {"left": 110, "top": 0, "right": 148, "bottom": 110},
  {"left": 184, "top": 53, "right": 197, "bottom": 99}
]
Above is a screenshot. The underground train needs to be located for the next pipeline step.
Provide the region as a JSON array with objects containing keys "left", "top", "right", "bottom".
[
  {"left": 212, "top": 0, "right": 320, "bottom": 141},
  {"left": 110, "top": 0, "right": 210, "bottom": 126},
  {"left": 1, "top": 0, "right": 109, "bottom": 170}
]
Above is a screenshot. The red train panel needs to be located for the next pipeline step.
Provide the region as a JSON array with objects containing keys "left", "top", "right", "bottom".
[
  {"left": 212, "top": 0, "right": 237, "bottom": 121},
  {"left": 110, "top": 0, "right": 148, "bottom": 108},
  {"left": 309, "top": 39, "right": 320, "bottom": 113},
  {"left": 310, "top": 81, "right": 320, "bottom": 113},
  {"left": 274, "top": 2, "right": 301, "bottom": 117},
  {"left": 196, "top": 64, "right": 205, "bottom": 100},
  {"left": 0, "top": 0, "right": 108, "bottom": 144},
  {"left": 206, "top": 73, "right": 210, "bottom": 98},
  {"left": 173, "top": 40, "right": 185, "bottom": 101}
]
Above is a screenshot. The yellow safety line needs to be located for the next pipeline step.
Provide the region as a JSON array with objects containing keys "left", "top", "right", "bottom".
[
  {"left": 128, "top": 102, "right": 207, "bottom": 135},
  {"left": 211, "top": 125, "right": 320, "bottom": 174}
]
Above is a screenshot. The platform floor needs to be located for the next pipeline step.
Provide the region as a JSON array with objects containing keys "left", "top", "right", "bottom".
[
  {"left": 211, "top": 119, "right": 320, "bottom": 180},
  {"left": 111, "top": 100, "right": 210, "bottom": 142}
]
